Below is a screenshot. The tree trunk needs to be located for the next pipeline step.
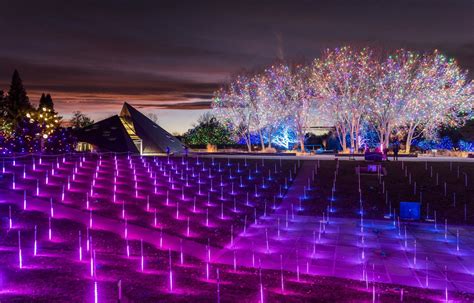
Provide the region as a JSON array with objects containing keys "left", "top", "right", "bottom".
[
  {"left": 300, "top": 137, "right": 305, "bottom": 153},
  {"left": 406, "top": 124, "right": 415, "bottom": 154},
  {"left": 258, "top": 129, "right": 265, "bottom": 150}
]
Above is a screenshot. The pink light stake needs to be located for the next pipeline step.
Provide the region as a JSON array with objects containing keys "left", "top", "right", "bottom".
[
  {"left": 8, "top": 206, "right": 12, "bottom": 230},
  {"left": 23, "top": 190, "right": 27, "bottom": 210},
  {"left": 18, "top": 230, "right": 22, "bottom": 269},
  {"left": 36, "top": 179, "right": 40, "bottom": 196},
  {"left": 34, "top": 225, "right": 37, "bottom": 256},
  {"left": 79, "top": 231, "right": 83, "bottom": 261},
  {"left": 89, "top": 210, "right": 93, "bottom": 228},
  {"left": 169, "top": 249, "right": 173, "bottom": 292},
  {"left": 180, "top": 239, "right": 184, "bottom": 265},
  {"left": 48, "top": 216, "right": 52, "bottom": 240},
  {"left": 126, "top": 239, "right": 130, "bottom": 258},
  {"left": 86, "top": 228, "right": 90, "bottom": 252},
  {"left": 140, "top": 239, "right": 144, "bottom": 272},
  {"left": 186, "top": 217, "right": 190, "bottom": 237},
  {"left": 154, "top": 209, "right": 158, "bottom": 227},
  {"left": 50, "top": 197, "right": 54, "bottom": 218}
]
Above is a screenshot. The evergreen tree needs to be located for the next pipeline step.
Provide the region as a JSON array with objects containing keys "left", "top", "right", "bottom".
[
  {"left": 6, "top": 70, "right": 32, "bottom": 121},
  {"left": 39, "top": 93, "right": 54, "bottom": 109}
]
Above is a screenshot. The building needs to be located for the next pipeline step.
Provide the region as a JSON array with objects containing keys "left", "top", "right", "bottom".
[{"left": 75, "top": 102, "right": 186, "bottom": 154}]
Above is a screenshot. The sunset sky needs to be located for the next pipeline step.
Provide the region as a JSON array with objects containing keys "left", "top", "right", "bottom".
[{"left": 0, "top": 0, "right": 472, "bottom": 134}]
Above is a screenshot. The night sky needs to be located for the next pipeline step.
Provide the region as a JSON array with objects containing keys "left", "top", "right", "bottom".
[{"left": 0, "top": 0, "right": 472, "bottom": 133}]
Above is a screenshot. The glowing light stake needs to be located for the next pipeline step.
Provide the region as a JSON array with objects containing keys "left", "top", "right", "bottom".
[
  {"left": 124, "top": 219, "right": 128, "bottom": 239},
  {"left": 180, "top": 239, "right": 184, "bottom": 265},
  {"left": 140, "top": 239, "right": 144, "bottom": 272},
  {"left": 9, "top": 206, "right": 12, "bottom": 230},
  {"left": 445, "top": 219, "right": 448, "bottom": 241},
  {"left": 169, "top": 249, "right": 173, "bottom": 292},
  {"left": 12, "top": 174, "right": 16, "bottom": 190},
  {"left": 50, "top": 198, "right": 54, "bottom": 218},
  {"left": 79, "top": 230, "right": 83, "bottom": 261},
  {"left": 186, "top": 217, "right": 190, "bottom": 237},
  {"left": 34, "top": 225, "right": 37, "bottom": 256},
  {"left": 146, "top": 195, "right": 150, "bottom": 212},
  {"left": 265, "top": 228, "right": 270, "bottom": 254},
  {"left": 154, "top": 209, "right": 158, "bottom": 227},
  {"left": 280, "top": 254, "right": 285, "bottom": 294},
  {"left": 413, "top": 239, "right": 417, "bottom": 267},
  {"left": 90, "top": 250, "right": 95, "bottom": 277},
  {"left": 48, "top": 216, "right": 52, "bottom": 240},
  {"left": 126, "top": 239, "right": 130, "bottom": 258},
  {"left": 36, "top": 179, "right": 40, "bottom": 196},
  {"left": 23, "top": 164, "right": 26, "bottom": 179},
  {"left": 18, "top": 230, "right": 22, "bottom": 269},
  {"left": 217, "top": 268, "right": 221, "bottom": 303},
  {"left": 94, "top": 281, "right": 98, "bottom": 303},
  {"left": 160, "top": 228, "right": 163, "bottom": 248},
  {"left": 61, "top": 185, "right": 65, "bottom": 202},
  {"left": 45, "top": 171, "right": 49, "bottom": 185},
  {"left": 259, "top": 265, "right": 264, "bottom": 303},
  {"left": 86, "top": 228, "right": 90, "bottom": 252},
  {"left": 456, "top": 229, "right": 460, "bottom": 252},
  {"left": 176, "top": 202, "right": 179, "bottom": 219},
  {"left": 89, "top": 209, "right": 93, "bottom": 228},
  {"left": 86, "top": 193, "right": 90, "bottom": 210}
]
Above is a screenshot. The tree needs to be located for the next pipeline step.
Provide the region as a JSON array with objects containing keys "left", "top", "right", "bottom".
[
  {"left": 183, "top": 113, "right": 233, "bottom": 146},
  {"left": 5, "top": 70, "right": 32, "bottom": 122},
  {"left": 39, "top": 93, "right": 54, "bottom": 109},
  {"left": 213, "top": 76, "right": 256, "bottom": 152},
  {"left": 402, "top": 51, "right": 473, "bottom": 152},
  {"left": 311, "top": 46, "right": 376, "bottom": 152},
  {"left": 70, "top": 111, "right": 94, "bottom": 128}
]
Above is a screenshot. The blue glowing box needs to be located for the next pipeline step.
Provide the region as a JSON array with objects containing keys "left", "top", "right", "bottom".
[{"left": 399, "top": 202, "right": 421, "bottom": 220}]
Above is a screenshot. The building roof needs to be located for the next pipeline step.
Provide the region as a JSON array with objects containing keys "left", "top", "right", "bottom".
[{"left": 75, "top": 102, "right": 185, "bottom": 154}]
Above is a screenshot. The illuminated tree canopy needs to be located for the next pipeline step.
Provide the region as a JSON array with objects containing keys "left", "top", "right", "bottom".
[{"left": 212, "top": 47, "right": 473, "bottom": 152}]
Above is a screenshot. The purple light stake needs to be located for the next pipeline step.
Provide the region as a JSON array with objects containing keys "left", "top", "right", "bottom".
[
  {"left": 176, "top": 202, "right": 179, "bottom": 219},
  {"left": 86, "top": 193, "right": 90, "bottom": 210},
  {"left": 146, "top": 195, "right": 150, "bottom": 212},
  {"left": 79, "top": 231, "right": 83, "bottom": 261},
  {"left": 67, "top": 175, "right": 71, "bottom": 190},
  {"left": 230, "top": 249, "right": 236, "bottom": 271},
  {"left": 48, "top": 216, "right": 52, "bottom": 240},
  {"left": 126, "top": 239, "right": 130, "bottom": 258},
  {"left": 456, "top": 229, "right": 459, "bottom": 252},
  {"left": 50, "top": 198, "right": 54, "bottom": 218},
  {"left": 18, "top": 230, "right": 22, "bottom": 269},
  {"left": 413, "top": 239, "right": 417, "bottom": 267},
  {"left": 166, "top": 190, "right": 169, "bottom": 205},
  {"left": 140, "top": 239, "right": 144, "bottom": 272},
  {"left": 160, "top": 228, "right": 163, "bottom": 248},
  {"left": 444, "top": 219, "right": 448, "bottom": 241},
  {"left": 404, "top": 225, "right": 407, "bottom": 249},
  {"left": 45, "top": 170, "right": 49, "bottom": 185},
  {"left": 280, "top": 254, "right": 285, "bottom": 293},
  {"left": 220, "top": 203, "right": 224, "bottom": 219},
  {"left": 61, "top": 185, "right": 65, "bottom": 202},
  {"left": 34, "top": 225, "right": 37, "bottom": 256},
  {"left": 154, "top": 209, "right": 158, "bottom": 228},
  {"left": 434, "top": 211, "right": 437, "bottom": 230},
  {"left": 118, "top": 280, "right": 122, "bottom": 302},
  {"left": 12, "top": 174, "right": 15, "bottom": 190},
  {"left": 186, "top": 217, "right": 190, "bottom": 237},
  {"left": 90, "top": 250, "right": 94, "bottom": 277},
  {"left": 206, "top": 209, "right": 209, "bottom": 226},
  {"left": 445, "top": 266, "right": 448, "bottom": 303},
  {"left": 425, "top": 257, "right": 429, "bottom": 287},
  {"left": 90, "top": 210, "right": 93, "bottom": 228},
  {"left": 243, "top": 215, "right": 247, "bottom": 235},
  {"left": 230, "top": 225, "right": 234, "bottom": 247},
  {"left": 168, "top": 249, "right": 173, "bottom": 292},
  {"left": 124, "top": 219, "right": 128, "bottom": 239},
  {"left": 36, "top": 179, "right": 39, "bottom": 196},
  {"left": 86, "top": 228, "right": 90, "bottom": 252},
  {"left": 265, "top": 228, "right": 269, "bottom": 253},
  {"left": 23, "top": 164, "right": 26, "bottom": 179},
  {"left": 180, "top": 239, "right": 184, "bottom": 265},
  {"left": 296, "top": 251, "right": 300, "bottom": 282},
  {"left": 8, "top": 206, "right": 12, "bottom": 230},
  {"left": 193, "top": 197, "right": 197, "bottom": 212}
]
